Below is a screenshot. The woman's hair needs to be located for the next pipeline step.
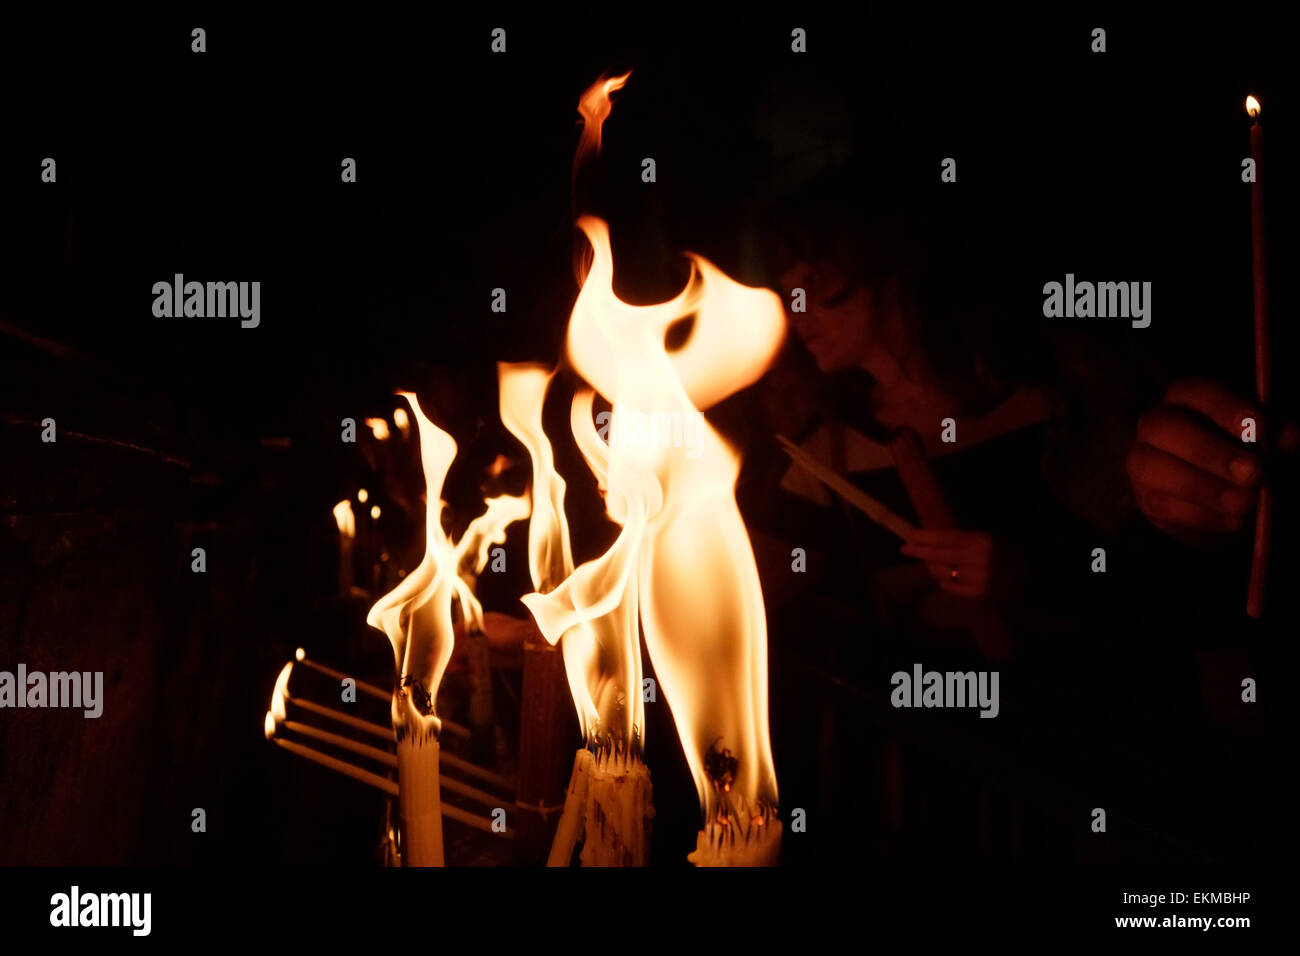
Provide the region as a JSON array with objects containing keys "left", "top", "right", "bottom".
[{"left": 762, "top": 163, "right": 1050, "bottom": 404}]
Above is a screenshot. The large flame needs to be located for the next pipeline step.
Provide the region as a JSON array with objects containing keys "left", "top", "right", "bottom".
[
  {"left": 366, "top": 391, "right": 528, "bottom": 741},
  {"left": 501, "top": 362, "right": 643, "bottom": 749},
  {"left": 523, "top": 216, "right": 785, "bottom": 823}
]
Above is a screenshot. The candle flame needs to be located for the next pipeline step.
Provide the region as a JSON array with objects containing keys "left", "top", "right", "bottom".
[
  {"left": 572, "top": 70, "right": 633, "bottom": 285},
  {"left": 522, "top": 215, "right": 785, "bottom": 825},
  {"left": 499, "top": 363, "right": 575, "bottom": 594},
  {"left": 455, "top": 493, "right": 532, "bottom": 603},
  {"left": 367, "top": 393, "right": 529, "bottom": 740},
  {"left": 271, "top": 662, "right": 293, "bottom": 722},
  {"left": 294, "top": 647, "right": 306, "bottom": 662},
  {"left": 1246, "top": 95, "right": 1261, "bottom": 118},
  {"left": 393, "top": 407, "right": 411, "bottom": 438},
  {"left": 264, "top": 710, "right": 276, "bottom": 740},
  {"left": 577, "top": 70, "right": 632, "bottom": 160},
  {"left": 370, "top": 505, "right": 382, "bottom": 520},
  {"left": 333, "top": 499, "right": 356, "bottom": 538},
  {"left": 366, "top": 417, "right": 391, "bottom": 441}
]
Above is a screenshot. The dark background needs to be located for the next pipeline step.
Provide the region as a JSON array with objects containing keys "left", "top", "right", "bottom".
[{"left": 0, "top": 10, "right": 1292, "bottom": 868}]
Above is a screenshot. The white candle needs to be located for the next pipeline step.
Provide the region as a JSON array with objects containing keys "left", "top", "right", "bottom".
[
  {"left": 397, "top": 731, "right": 445, "bottom": 867},
  {"left": 548, "top": 747, "right": 654, "bottom": 866}
]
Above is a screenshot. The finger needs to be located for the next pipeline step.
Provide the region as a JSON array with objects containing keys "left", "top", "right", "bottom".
[
  {"left": 1137, "top": 406, "right": 1262, "bottom": 486},
  {"left": 1163, "top": 379, "right": 1263, "bottom": 441},
  {"left": 1137, "top": 489, "right": 1246, "bottom": 532},
  {"left": 1127, "top": 443, "right": 1254, "bottom": 517}
]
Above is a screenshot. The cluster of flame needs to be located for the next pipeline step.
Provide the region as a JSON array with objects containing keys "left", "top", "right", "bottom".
[{"left": 270, "top": 71, "right": 786, "bottom": 866}]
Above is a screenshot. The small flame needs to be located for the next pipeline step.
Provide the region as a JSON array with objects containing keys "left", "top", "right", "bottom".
[
  {"left": 367, "top": 393, "right": 528, "bottom": 740},
  {"left": 1246, "top": 95, "right": 1261, "bottom": 119},
  {"left": 264, "top": 710, "right": 276, "bottom": 740},
  {"left": 271, "top": 661, "right": 293, "bottom": 722},
  {"left": 572, "top": 70, "right": 633, "bottom": 284},
  {"left": 577, "top": 70, "right": 632, "bottom": 161},
  {"left": 370, "top": 505, "right": 382, "bottom": 520},
  {"left": 332, "top": 499, "right": 356, "bottom": 538},
  {"left": 294, "top": 647, "right": 306, "bottom": 662},
  {"left": 393, "top": 407, "right": 411, "bottom": 438},
  {"left": 357, "top": 488, "right": 369, "bottom": 503},
  {"left": 366, "top": 417, "right": 391, "bottom": 441}
]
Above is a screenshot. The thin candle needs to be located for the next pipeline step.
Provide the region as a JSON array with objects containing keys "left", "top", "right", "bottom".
[
  {"left": 266, "top": 712, "right": 398, "bottom": 794},
  {"left": 283, "top": 719, "right": 397, "bottom": 767},
  {"left": 290, "top": 696, "right": 394, "bottom": 741},
  {"left": 280, "top": 718, "right": 509, "bottom": 808},
  {"left": 266, "top": 714, "right": 509, "bottom": 837},
  {"left": 294, "top": 648, "right": 392, "bottom": 703},
  {"left": 1245, "top": 94, "right": 1271, "bottom": 618}
]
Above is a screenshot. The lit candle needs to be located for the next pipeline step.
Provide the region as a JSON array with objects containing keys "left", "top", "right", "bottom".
[
  {"left": 266, "top": 711, "right": 398, "bottom": 795},
  {"left": 1245, "top": 94, "right": 1271, "bottom": 618},
  {"left": 332, "top": 499, "right": 355, "bottom": 596}
]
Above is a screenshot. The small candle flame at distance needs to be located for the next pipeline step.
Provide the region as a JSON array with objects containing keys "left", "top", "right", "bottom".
[
  {"left": 357, "top": 488, "right": 369, "bottom": 504},
  {"left": 264, "top": 710, "right": 277, "bottom": 740},
  {"left": 333, "top": 500, "right": 356, "bottom": 538},
  {"left": 370, "top": 505, "right": 381, "bottom": 520},
  {"left": 294, "top": 647, "right": 306, "bottom": 662},
  {"left": 393, "top": 407, "right": 410, "bottom": 438},
  {"left": 366, "top": 418, "right": 391, "bottom": 441},
  {"left": 1246, "top": 95, "right": 1261, "bottom": 119}
]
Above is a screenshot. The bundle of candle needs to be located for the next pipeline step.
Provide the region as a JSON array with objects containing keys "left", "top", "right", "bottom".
[
  {"left": 500, "top": 362, "right": 654, "bottom": 866},
  {"left": 548, "top": 745, "right": 654, "bottom": 867}
]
